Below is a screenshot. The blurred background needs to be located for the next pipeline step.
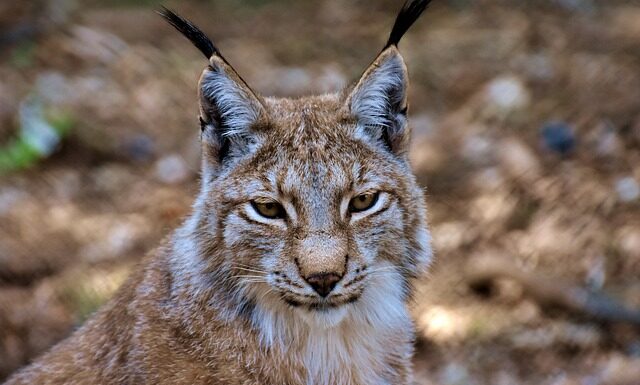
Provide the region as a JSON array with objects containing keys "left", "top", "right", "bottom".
[{"left": 1, "top": 0, "right": 640, "bottom": 383}]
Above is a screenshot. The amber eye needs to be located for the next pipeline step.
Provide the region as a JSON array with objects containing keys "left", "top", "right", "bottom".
[
  {"left": 251, "top": 200, "right": 286, "bottom": 219},
  {"left": 349, "top": 192, "right": 379, "bottom": 213}
]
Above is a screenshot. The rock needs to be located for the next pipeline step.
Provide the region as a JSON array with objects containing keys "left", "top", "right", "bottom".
[
  {"left": 154, "top": 154, "right": 190, "bottom": 185},
  {"left": 498, "top": 138, "right": 541, "bottom": 182},
  {"left": 615, "top": 177, "right": 640, "bottom": 203},
  {"left": 592, "top": 121, "right": 623, "bottom": 159},
  {"left": 462, "top": 134, "right": 494, "bottom": 166},
  {"left": 485, "top": 75, "right": 530, "bottom": 112},
  {"left": 439, "top": 362, "right": 475, "bottom": 385},
  {"left": 541, "top": 122, "right": 576, "bottom": 156},
  {"left": 615, "top": 226, "right": 640, "bottom": 261}
]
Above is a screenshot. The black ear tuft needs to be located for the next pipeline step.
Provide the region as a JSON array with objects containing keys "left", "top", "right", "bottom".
[
  {"left": 157, "top": 7, "right": 217, "bottom": 59},
  {"left": 385, "top": 0, "right": 432, "bottom": 48}
]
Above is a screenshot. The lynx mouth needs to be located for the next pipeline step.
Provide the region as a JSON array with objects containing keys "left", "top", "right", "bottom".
[{"left": 282, "top": 294, "right": 361, "bottom": 311}]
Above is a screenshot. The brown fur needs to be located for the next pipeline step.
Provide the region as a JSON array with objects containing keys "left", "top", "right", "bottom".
[{"left": 5, "top": 3, "right": 433, "bottom": 384}]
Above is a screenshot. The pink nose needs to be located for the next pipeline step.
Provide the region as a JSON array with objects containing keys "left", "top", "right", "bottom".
[{"left": 305, "top": 272, "right": 343, "bottom": 297}]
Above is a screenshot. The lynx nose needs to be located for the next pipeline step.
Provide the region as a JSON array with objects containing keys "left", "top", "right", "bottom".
[{"left": 305, "top": 272, "right": 343, "bottom": 297}]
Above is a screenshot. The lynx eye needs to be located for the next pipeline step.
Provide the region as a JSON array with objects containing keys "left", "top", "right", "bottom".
[
  {"left": 349, "top": 192, "right": 379, "bottom": 213},
  {"left": 251, "top": 200, "right": 286, "bottom": 219}
]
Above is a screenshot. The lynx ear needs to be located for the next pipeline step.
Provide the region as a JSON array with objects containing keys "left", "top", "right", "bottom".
[
  {"left": 346, "top": 0, "right": 431, "bottom": 155},
  {"left": 198, "top": 57, "right": 265, "bottom": 162},
  {"left": 347, "top": 47, "right": 409, "bottom": 155},
  {"left": 159, "top": 8, "right": 265, "bottom": 175}
]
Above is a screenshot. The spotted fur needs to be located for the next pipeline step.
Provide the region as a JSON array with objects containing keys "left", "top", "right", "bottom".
[{"left": 5, "top": 1, "right": 432, "bottom": 384}]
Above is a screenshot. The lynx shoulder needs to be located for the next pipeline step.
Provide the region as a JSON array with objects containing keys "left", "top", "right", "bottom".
[{"left": 5, "top": 1, "right": 433, "bottom": 384}]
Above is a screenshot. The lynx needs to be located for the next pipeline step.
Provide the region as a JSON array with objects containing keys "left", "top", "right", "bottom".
[{"left": 5, "top": 1, "right": 433, "bottom": 384}]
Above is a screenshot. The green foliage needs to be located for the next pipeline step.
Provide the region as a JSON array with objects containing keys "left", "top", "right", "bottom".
[
  {"left": 0, "top": 108, "right": 74, "bottom": 175},
  {"left": 47, "top": 109, "right": 75, "bottom": 137},
  {"left": 9, "top": 41, "right": 37, "bottom": 69}
]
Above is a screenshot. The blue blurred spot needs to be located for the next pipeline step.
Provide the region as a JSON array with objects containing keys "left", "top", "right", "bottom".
[
  {"left": 123, "top": 135, "right": 155, "bottom": 162},
  {"left": 628, "top": 340, "right": 640, "bottom": 357},
  {"left": 541, "top": 122, "right": 575, "bottom": 156}
]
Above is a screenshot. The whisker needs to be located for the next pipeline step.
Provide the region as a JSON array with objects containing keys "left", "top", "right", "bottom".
[
  {"left": 237, "top": 277, "right": 268, "bottom": 282},
  {"left": 230, "top": 262, "right": 268, "bottom": 271},
  {"left": 232, "top": 266, "right": 269, "bottom": 274},
  {"left": 235, "top": 275, "right": 267, "bottom": 279}
]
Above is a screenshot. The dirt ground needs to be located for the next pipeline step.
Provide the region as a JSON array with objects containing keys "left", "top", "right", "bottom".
[{"left": 1, "top": 0, "right": 640, "bottom": 384}]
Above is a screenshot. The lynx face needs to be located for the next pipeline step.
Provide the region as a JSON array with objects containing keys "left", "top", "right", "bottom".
[
  {"left": 206, "top": 97, "right": 430, "bottom": 328},
  {"left": 187, "top": 54, "right": 430, "bottom": 335},
  {"left": 162, "top": 5, "right": 431, "bottom": 333}
]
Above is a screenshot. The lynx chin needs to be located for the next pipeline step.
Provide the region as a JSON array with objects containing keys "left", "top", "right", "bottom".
[{"left": 5, "top": 1, "right": 434, "bottom": 384}]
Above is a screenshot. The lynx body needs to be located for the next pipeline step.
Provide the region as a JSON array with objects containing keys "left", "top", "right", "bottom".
[{"left": 5, "top": 1, "right": 433, "bottom": 384}]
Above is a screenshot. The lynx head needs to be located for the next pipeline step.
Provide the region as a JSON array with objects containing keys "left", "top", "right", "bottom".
[{"left": 161, "top": 1, "right": 432, "bottom": 336}]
